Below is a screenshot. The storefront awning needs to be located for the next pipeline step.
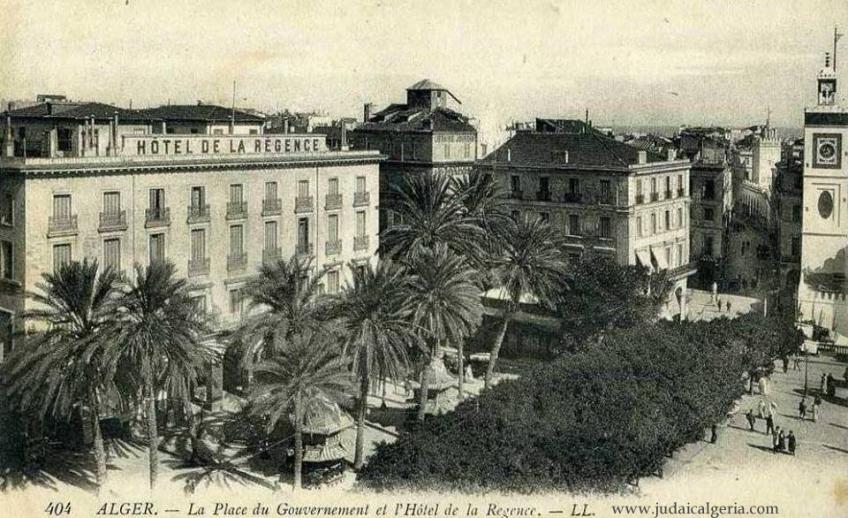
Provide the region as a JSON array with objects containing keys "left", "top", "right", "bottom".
[
  {"left": 635, "top": 249, "right": 653, "bottom": 272},
  {"left": 651, "top": 246, "right": 668, "bottom": 270}
]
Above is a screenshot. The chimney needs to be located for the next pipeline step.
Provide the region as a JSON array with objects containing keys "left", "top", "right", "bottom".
[
  {"left": 564, "top": 150, "right": 569, "bottom": 163},
  {"left": 111, "top": 112, "right": 119, "bottom": 156},
  {"left": 667, "top": 148, "right": 676, "bottom": 161},
  {"left": 363, "top": 103, "right": 374, "bottom": 123},
  {"left": 4, "top": 110, "right": 14, "bottom": 157},
  {"left": 637, "top": 150, "right": 647, "bottom": 164},
  {"left": 340, "top": 121, "right": 348, "bottom": 151},
  {"left": 283, "top": 119, "right": 290, "bottom": 134},
  {"left": 507, "top": 148, "right": 511, "bottom": 162}
]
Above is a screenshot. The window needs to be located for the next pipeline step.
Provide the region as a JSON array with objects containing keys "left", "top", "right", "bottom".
[
  {"left": 265, "top": 181, "right": 278, "bottom": 200},
  {"left": 1, "top": 194, "right": 12, "bottom": 225},
  {"left": 539, "top": 212, "right": 550, "bottom": 222},
  {"left": 264, "top": 221, "right": 277, "bottom": 251},
  {"left": 149, "top": 188, "right": 165, "bottom": 211},
  {"left": 599, "top": 180, "right": 611, "bottom": 202},
  {"left": 463, "top": 142, "right": 471, "bottom": 158},
  {"left": 677, "top": 174, "right": 684, "bottom": 194},
  {"left": 650, "top": 213, "right": 657, "bottom": 234},
  {"left": 665, "top": 176, "right": 671, "bottom": 196},
  {"left": 791, "top": 236, "right": 801, "bottom": 257},
  {"left": 190, "top": 186, "right": 205, "bottom": 209},
  {"left": 650, "top": 178, "right": 657, "bottom": 194},
  {"left": 149, "top": 234, "right": 165, "bottom": 263},
  {"left": 57, "top": 128, "right": 73, "bottom": 152},
  {"left": 298, "top": 180, "right": 310, "bottom": 197},
  {"left": 328, "top": 214, "right": 339, "bottom": 242},
  {"left": 53, "top": 243, "right": 71, "bottom": 272},
  {"left": 569, "top": 178, "right": 580, "bottom": 194},
  {"left": 191, "top": 295, "right": 207, "bottom": 312},
  {"left": 444, "top": 143, "right": 451, "bottom": 159},
  {"left": 539, "top": 177, "right": 550, "bottom": 195},
  {"left": 677, "top": 244, "right": 685, "bottom": 266},
  {"left": 355, "top": 176, "right": 366, "bottom": 193},
  {"left": 511, "top": 210, "right": 520, "bottom": 220},
  {"left": 328, "top": 178, "right": 339, "bottom": 196},
  {"left": 600, "top": 217, "right": 612, "bottom": 238},
  {"left": 665, "top": 246, "right": 672, "bottom": 267},
  {"left": 103, "top": 238, "right": 120, "bottom": 272},
  {"left": 230, "top": 184, "right": 243, "bottom": 204},
  {"left": 103, "top": 191, "right": 121, "bottom": 214},
  {"left": 298, "top": 218, "right": 310, "bottom": 247},
  {"left": 356, "top": 211, "right": 366, "bottom": 237},
  {"left": 511, "top": 175, "right": 521, "bottom": 193},
  {"left": 568, "top": 214, "right": 581, "bottom": 236},
  {"left": 704, "top": 180, "right": 715, "bottom": 200},
  {"left": 704, "top": 236, "right": 714, "bottom": 257},
  {"left": 229, "top": 225, "right": 244, "bottom": 255},
  {"left": 1, "top": 241, "right": 12, "bottom": 279},
  {"left": 677, "top": 208, "right": 683, "bottom": 228},
  {"left": 664, "top": 210, "right": 670, "bottom": 230},
  {"left": 229, "top": 288, "right": 244, "bottom": 315},
  {"left": 636, "top": 216, "right": 643, "bottom": 237},
  {"left": 191, "top": 229, "right": 206, "bottom": 261},
  {"left": 327, "top": 270, "right": 340, "bottom": 294},
  {"left": 704, "top": 208, "right": 714, "bottom": 222},
  {"left": 53, "top": 194, "right": 71, "bottom": 219},
  {"left": 636, "top": 179, "right": 643, "bottom": 195},
  {"left": 792, "top": 205, "right": 802, "bottom": 223}
]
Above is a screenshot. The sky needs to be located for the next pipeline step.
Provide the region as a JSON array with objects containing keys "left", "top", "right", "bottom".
[{"left": 1, "top": 0, "right": 847, "bottom": 145}]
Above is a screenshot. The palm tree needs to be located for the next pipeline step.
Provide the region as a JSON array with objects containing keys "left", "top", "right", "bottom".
[
  {"left": 233, "top": 254, "right": 327, "bottom": 378},
  {"left": 484, "top": 215, "right": 569, "bottom": 389},
  {"left": 248, "top": 329, "right": 352, "bottom": 490},
  {"left": 326, "top": 260, "right": 418, "bottom": 469},
  {"left": 4, "top": 259, "right": 122, "bottom": 493},
  {"left": 405, "top": 245, "right": 482, "bottom": 419},
  {"left": 109, "top": 261, "right": 212, "bottom": 490},
  {"left": 380, "top": 171, "right": 483, "bottom": 261}
]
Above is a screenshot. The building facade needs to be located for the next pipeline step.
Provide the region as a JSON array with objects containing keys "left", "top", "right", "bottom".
[
  {"left": 476, "top": 119, "right": 695, "bottom": 318},
  {"left": 349, "top": 79, "right": 477, "bottom": 229},
  {"left": 0, "top": 101, "right": 382, "bottom": 364},
  {"left": 797, "top": 53, "right": 848, "bottom": 333}
]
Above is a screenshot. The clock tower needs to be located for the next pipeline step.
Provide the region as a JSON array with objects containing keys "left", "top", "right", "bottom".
[{"left": 797, "top": 51, "right": 848, "bottom": 333}]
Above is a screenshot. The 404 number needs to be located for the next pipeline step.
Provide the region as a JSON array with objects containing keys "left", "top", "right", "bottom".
[{"left": 45, "top": 502, "right": 71, "bottom": 516}]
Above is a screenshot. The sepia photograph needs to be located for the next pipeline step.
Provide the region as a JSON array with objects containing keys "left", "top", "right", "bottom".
[{"left": 0, "top": 1, "right": 847, "bottom": 517}]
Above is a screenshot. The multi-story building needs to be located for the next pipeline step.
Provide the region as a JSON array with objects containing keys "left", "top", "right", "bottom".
[
  {"left": 349, "top": 79, "right": 477, "bottom": 229},
  {"left": 476, "top": 119, "right": 695, "bottom": 317},
  {"left": 774, "top": 155, "right": 803, "bottom": 308},
  {"left": 0, "top": 101, "right": 382, "bottom": 370},
  {"left": 797, "top": 52, "right": 848, "bottom": 333}
]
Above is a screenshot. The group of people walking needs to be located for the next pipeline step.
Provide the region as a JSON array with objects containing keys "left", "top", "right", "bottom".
[
  {"left": 798, "top": 395, "right": 822, "bottom": 422},
  {"left": 745, "top": 399, "right": 799, "bottom": 455}
]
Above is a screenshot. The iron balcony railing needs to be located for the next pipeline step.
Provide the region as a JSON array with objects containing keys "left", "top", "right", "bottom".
[
  {"left": 98, "top": 210, "right": 127, "bottom": 232},
  {"left": 325, "top": 240, "right": 342, "bottom": 256},
  {"left": 353, "top": 191, "right": 370, "bottom": 207},
  {"left": 354, "top": 235, "right": 370, "bottom": 251},
  {"left": 188, "top": 257, "right": 211, "bottom": 276},
  {"left": 262, "top": 198, "right": 282, "bottom": 216},
  {"left": 325, "top": 193, "right": 343, "bottom": 210},
  {"left": 145, "top": 207, "right": 170, "bottom": 228},
  {"left": 226, "top": 201, "right": 248, "bottom": 219},
  {"left": 187, "top": 204, "right": 210, "bottom": 224},
  {"left": 295, "top": 196, "right": 314, "bottom": 213},
  {"left": 48, "top": 215, "right": 78, "bottom": 237}
]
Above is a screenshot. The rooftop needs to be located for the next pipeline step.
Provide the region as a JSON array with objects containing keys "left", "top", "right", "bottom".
[
  {"left": 359, "top": 105, "right": 476, "bottom": 133},
  {"left": 3, "top": 102, "right": 264, "bottom": 123},
  {"left": 134, "top": 104, "right": 265, "bottom": 123}
]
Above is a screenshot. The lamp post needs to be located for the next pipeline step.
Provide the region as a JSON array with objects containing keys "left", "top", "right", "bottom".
[{"left": 803, "top": 349, "right": 809, "bottom": 396}]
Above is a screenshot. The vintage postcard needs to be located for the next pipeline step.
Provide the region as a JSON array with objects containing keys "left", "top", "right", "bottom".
[{"left": 0, "top": 1, "right": 847, "bottom": 517}]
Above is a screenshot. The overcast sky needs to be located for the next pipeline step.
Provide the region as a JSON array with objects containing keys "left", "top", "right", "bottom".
[{"left": 1, "top": 0, "right": 846, "bottom": 141}]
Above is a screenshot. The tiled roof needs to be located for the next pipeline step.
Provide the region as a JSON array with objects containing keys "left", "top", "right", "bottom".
[
  {"left": 359, "top": 105, "right": 475, "bottom": 133},
  {"left": 407, "top": 79, "right": 448, "bottom": 91},
  {"left": 3, "top": 102, "right": 143, "bottom": 121},
  {"left": 134, "top": 104, "right": 264, "bottom": 122},
  {"left": 480, "top": 121, "right": 667, "bottom": 169}
]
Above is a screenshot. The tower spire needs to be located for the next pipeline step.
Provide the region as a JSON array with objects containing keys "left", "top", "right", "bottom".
[{"left": 835, "top": 26, "right": 844, "bottom": 71}]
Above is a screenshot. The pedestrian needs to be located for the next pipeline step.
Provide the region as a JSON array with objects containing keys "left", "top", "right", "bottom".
[
  {"left": 746, "top": 409, "right": 757, "bottom": 431},
  {"left": 821, "top": 373, "right": 827, "bottom": 395},
  {"left": 782, "top": 356, "right": 789, "bottom": 373},
  {"left": 710, "top": 424, "right": 718, "bottom": 444},
  {"left": 811, "top": 400, "right": 819, "bottom": 423},
  {"left": 780, "top": 429, "right": 788, "bottom": 453},
  {"left": 717, "top": 297, "right": 722, "bottom": 311},
  {"left": 758, "top": 398, "right": 768, "bottom": 420},
  {"left": 727, "top": 300, "right": 732, "bottom": 313},
  {"left": 772, "top": 426, "right": 781, "bottom": 453},
  {"left": 765, "top": 413, "right": 775, "bottom": 435},
  {"left": 759, "top": 376, "right": 769, "bottom": 396},
  {"left": 827, "top": 373, "right": 836, "bottom": 397},
  {"left": 793, "top": 354, "right": 801, "bottom": 371},
  {"left": 788, "top": 431, "right": 797, "bottom": 455},
  {"left": 798, "top": 397, "right": 807, "bottom": 420}
]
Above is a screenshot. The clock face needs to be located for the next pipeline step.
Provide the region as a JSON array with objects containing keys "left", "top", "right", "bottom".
[
  {"left": 814, "top": 134, "right": 842, "bottom": 168},
  {"left": 818, "top": 191, "right": 834, "bottom": 219}
]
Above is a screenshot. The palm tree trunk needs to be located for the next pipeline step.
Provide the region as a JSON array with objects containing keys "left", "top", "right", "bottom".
[
  {"left": 353, "top": 368, "right": 370, "bottom": 470},
  {"left": 145, "top": 367, "right": 159, "bottom": 490},
  {"left": 456, "top": 340, "right": 465, "bottom": 400},
  {"left": 416, "top": 361, "right": 430, "bottom": 422},
  {"left": 89, "top": 390, "right": 107, "bottom": 493},
  {"left": 484, "top": 312, "right": 512, "bottom": 389},
  {"left": 292, "top": 394, "right": 303, "bottom": 491}
]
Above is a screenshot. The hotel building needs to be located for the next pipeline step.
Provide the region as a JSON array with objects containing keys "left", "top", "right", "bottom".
[
  {"left": 0, "top": 100, "right": 382, "bottom": 365},
  {"left": 477, "top": 119, "right": 695, "bottom": 317}
]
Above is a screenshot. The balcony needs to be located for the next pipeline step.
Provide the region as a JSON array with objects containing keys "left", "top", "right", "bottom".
[
  {"left": 664, "top": 190, "right": 673, "bottom": 199},
  {"left": 636, "top": 194, "right": 645, "bottom": 204},
  {"left": 296, "top": 242, "right": 314, "bottom": 256},
  {"left": 187, "top": 204, "right": 210, "bottom": 224},
  {"left": 510, "top": 190, "right": 523, "bottom": 200},
  {"left": 188, "top": 257, "right": 210, "bottom": 277},
  {"left": 48, "top": 215, "right": 78, "bottom": 237},
  {"left": 227, "top": 252, "right": 248, "bottom": 272},
  {"left": 295, "top": 196, "right": 314, "bottom": 213},
  {"left": 597, "top": 194, "right": 614, "bottom": 205},
  {"left": 536, "top": 190, "right": 551, "bottom": 202},
  {"left": 650, "top": 192, "right": 659, "bottom": 202},
  {"left": 262, "top": 198, "right": 282, "bottom": 216},
  {"left": 353, "top": 191, "right": 370, "bottom": 207},
  {"left": 562, "top": 192, "right": 582, "bottom": 203},
  {"left": 263, "top": 247, "right": 281, "bottom": 264},
  {"left": 325, "top": 193, "right": 343, "bottom": 210},
  {"left": 354, "top": 235, "right": 370, "bottom": 252},
  {"left": 677, "top": 188, "right": 686, "bottom": 197},
  {"left": 325, "top": 239, "right": 342, "bottom": 256},
  {"left": 98, "top": 210, "right": 127, "bottom": 232},
  {"left": 145, "top": 207, "right": 170, "bottom": 228},
  {"left": 226, "top": 201, "right": 248, "bottom": 220}
]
